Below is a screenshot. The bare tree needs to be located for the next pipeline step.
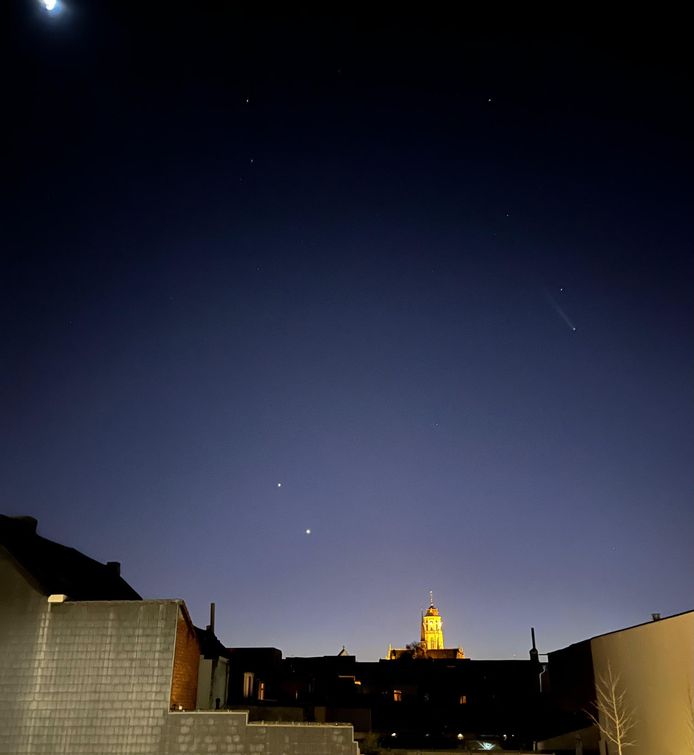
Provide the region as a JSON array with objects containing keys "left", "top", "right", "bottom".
[
  {"left": 586, "top": 662, "right": 636, "bottom": 755},
  {"left": 405, "top": 640, "right": 424, "bottom": 658}
]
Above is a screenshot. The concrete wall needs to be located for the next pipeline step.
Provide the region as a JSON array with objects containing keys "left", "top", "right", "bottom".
[
  {"left": 164, "top": 711, "right": 359, "bottom": 754},
  {"left": 0, "top": 552, "right": 180, "bottom": 755},
  {"left": 0, "top": 546, "right": 179, "bottom": 754},
  {"left": 590, "top": 612, "right": 694, "bottom": 755}
]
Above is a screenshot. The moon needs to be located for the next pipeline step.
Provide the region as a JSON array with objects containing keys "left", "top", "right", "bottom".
[{"left": 41, "top": 0, "right": 58, "bottom": 10}]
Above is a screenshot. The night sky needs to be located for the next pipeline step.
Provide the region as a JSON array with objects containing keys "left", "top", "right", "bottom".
[{"left": 4, "top": 3, "right": 693, "bottom": 660}]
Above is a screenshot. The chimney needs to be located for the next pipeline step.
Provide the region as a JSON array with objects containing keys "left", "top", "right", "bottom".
[
  {"left": 106, "top": 561, "right": 121, "bottom": 577},
  {"left": 208, "top": 602, "right": 216, "bottom": 634},
  {"left": 12, "top": 516, "right": 38, "bottom": 535},
  {"left": 651, "top": 612, "right": 661, "bottom": 622}
]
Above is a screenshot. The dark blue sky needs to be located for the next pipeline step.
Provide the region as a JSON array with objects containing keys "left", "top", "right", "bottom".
[{"left": 3, "top": 3, "right": 692, "bottom": 659}]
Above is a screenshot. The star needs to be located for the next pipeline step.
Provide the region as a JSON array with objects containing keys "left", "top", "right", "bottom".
[
  {"left": 277, "top": 482, "right": 282, "bottom": 488},
  {"left": 305, "top": 529, "right": 311, "bottom": 535}
]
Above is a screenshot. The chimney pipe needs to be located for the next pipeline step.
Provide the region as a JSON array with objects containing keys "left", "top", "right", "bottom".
[
  {"left": 529, "top": 627, "right": 539, "bottom": 662},
  {"left": 651, "top": 612, "right": 661, "bottom": 622},
  {"left": 209, "top": 602, "right": 216, "bottom": 634},
  {"left": 106, "top": 561, "right": 121, "bottom": 577}
]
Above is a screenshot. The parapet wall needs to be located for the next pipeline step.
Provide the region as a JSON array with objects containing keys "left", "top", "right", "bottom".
[{"left": 165, "top": 711, "right": 360, "bottom": 754}]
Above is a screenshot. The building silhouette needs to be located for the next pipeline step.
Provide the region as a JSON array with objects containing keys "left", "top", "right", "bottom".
[
  {"left": 226, "top": 620, "right": 542, "bottom": 749},
  {"left": 4, "top": 513, "right": 692, "bottom": 754}
]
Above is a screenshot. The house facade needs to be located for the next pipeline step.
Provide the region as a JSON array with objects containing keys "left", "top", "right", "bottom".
[
  {"left": 0, "top": 515, "right": 359, "bottom": 755},
  {"left": 540, "top": 610, "right": 694, "bottom": 754}
]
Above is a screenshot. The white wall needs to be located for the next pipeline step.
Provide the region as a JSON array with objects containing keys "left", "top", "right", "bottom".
[{"left": 590, "top": 612, "right": 694, "bottom": 755}]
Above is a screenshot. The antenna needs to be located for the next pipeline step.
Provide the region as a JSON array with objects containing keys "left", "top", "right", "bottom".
[{"left": 429, "top": 590, "right": 434, "bottom": 606}]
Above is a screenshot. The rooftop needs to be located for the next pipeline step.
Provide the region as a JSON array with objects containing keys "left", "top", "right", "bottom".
[{"left": 0, "top": 514, "right": 141, "bottom": 601}]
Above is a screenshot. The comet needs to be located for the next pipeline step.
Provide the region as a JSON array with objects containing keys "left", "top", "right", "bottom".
[{"left": 545, "top": 289, "right": 577, "bottom": 332}]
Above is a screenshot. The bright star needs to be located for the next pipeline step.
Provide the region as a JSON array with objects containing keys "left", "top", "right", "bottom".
[
  {"left": 277, "top": 482, "right": 282, "bottom": 488},
  {"left": 305, "top": 529, "right": 311, "bottom": 535}
]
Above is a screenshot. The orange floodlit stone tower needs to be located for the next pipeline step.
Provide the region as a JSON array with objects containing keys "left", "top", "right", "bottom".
[
  {"left": 386, "top": 592, "right": 464, "bottom": 660},
  {"left": 421, "top": 592, "right": 445, "bottom": 651}
]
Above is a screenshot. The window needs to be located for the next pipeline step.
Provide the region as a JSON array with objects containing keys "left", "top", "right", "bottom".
[
  {"left": 459, "top": 694, "right": 467, "bottom": 704},
  {"left": 257, "top": 681, "right": 265, "bottom": 701},
  {"left": 243, "top": 672, "right": 254, "bottom": 699},
  {"left": 393, "top": 689, "right": 402, "bottom": 702}
]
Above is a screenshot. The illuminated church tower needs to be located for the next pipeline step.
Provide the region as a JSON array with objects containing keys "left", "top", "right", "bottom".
[
  {"left": 421, "top": 592, "right": 445, "bottom": 650},
  {"left": 386, "top": 592, "right": 464, "bottom": 660}
]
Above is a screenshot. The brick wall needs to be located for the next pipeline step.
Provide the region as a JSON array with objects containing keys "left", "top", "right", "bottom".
[{"left": 170, "top": 606, "right": 200, "bottom": 710}]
